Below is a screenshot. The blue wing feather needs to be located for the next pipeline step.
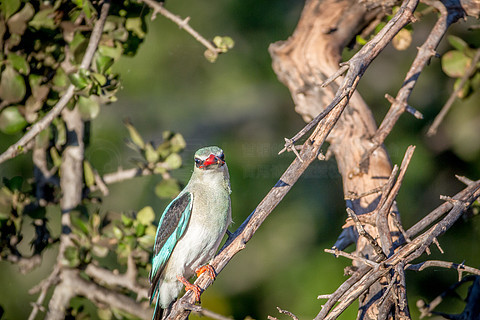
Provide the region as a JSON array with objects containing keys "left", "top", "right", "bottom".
[{"left": 149, "top": 191, "right": 193, "bottom": 304}]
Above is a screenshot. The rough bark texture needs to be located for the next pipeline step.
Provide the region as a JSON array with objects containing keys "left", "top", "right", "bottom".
[{"left": 269, "top": 0, "right": 402, "bottom": 318}]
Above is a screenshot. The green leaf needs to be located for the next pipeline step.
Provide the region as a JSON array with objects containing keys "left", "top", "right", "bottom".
[
  {"left": 7, "top": 53, "right": 29, "bottom": 74},
  {"left": 91, "top": 73, "right": 107, "bottom": 86},
  {"left": 145, "top": 225, "right": 156, "bottom": 237},
  {"left": 98, "top": 308, "right": 113, "bottom": 320},
  {"left": 98, "top": 44, "right": 123, "bottom": 60},
  {"left": 137, "top": 206, "right": 155, "bottom": 225},
  {"left": 155, "top": 179, "right": 180, "bottom": 199},
  {"left": 52, "top": 67, "right": 69, "bottom": 88},
  {"left": 121, "top": 214, "right": 133, "bottom": 227},
  {"left": 144, "top": 143, "right": 159, "bottom": 163},
  {"left": 213, "top": 36, "right": 235, "bottom": 53},
  {"left": 135, "top": 223, "right": 146, "bottom": 237},
  {"left": 113, "top": 226, "right": 123, "bottom": 240},
  {"left": 64, "top": 246, "right": 80, "bottom": 267},
  {"left": 71, "top": 216, "right": 90, "bottom": 235},
  {"left": 453, "top": 77, "right": 472, "bottom": 99},
  {"left": 52, "top": 118, "right": 67, "bottom": 148},
  {"left": 76, "top": 95, "right": 100, "bottom": 120},
  {"left": 50, "top": 147, "right": 62, "bottom": 168},
  {"left": 442, "top": 50, "right": 471, "bottom": 78},
  {"left": 356, "top": 35, "right": 367, "bottom": 46},
  {"left": 0, "top": 106, "right": 27, "bottom": 134},
  {"left": 83, "top": 160, "right": 95, "bottom": 188},
  {"left": 165, "top": 153, "right": 182, "bottom": 170},
  {"left": 3, "top": 176, "right": 23, "bottom": 191},
  {"left": 448, "top": 35, "right": 468, "bottom": 52},
  {"left": 68, "top": 71, "right": 90, "bottom": 90},
  {"left": 0, "top": 65, "right": 26, "bottom": 104},
  {"left": 0, "top": 0, "right": 21, "bottom": 20},
  {"left": 92, "top": 245, "right": 109, "bottom": 258},
  {"left": 170, "top": 133, "right": 186, "bottom": 152},
  {"left": 95, "top": 54, "right": 114, "bottom": 74},
  {"left": 125, "top": 17, "right": 145, "bottom": 38},
  {"left": 25, "top": 206, "right": 46, "bottom": 219},
  {"left": 6, "top": 2, "right": 34, "bottom": 35},
  {"left": 124, "top": 120, "right": 145, "bottom": 149},
  {"left": 137, "top": 234, "right": 154, "bottom": 248},
  {"left": 29, "top": 8, "right": 55, "bottom": 30}
]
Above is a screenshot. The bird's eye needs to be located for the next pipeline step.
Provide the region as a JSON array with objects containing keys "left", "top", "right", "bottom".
[{"left": 194, "top": 158, "right": 201, "bottom": 164}]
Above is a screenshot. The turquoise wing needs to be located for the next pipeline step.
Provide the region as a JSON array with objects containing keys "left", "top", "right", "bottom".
[{"left": 148, "top": 191, "right": 193, "bottom": 303}]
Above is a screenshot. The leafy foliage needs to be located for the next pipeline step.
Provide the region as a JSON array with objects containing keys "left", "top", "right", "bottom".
[
  {"left": 0, "top": 0, "right": 148, "bottom": 135},
  {"left": 0, "top": 1, "right": 194, "bottom": 317},
  {"left": 441, "top": 35, "right": 480, "bottom": 99}
]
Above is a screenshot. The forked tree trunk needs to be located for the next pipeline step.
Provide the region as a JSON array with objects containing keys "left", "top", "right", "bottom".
[{"left": 270, "top": 1, "right": 403, "bottom": 318}]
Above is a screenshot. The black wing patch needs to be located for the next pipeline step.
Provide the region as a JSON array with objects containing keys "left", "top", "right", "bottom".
[{"left": 153, "top": 192, "right": 192, "bottom": 256}]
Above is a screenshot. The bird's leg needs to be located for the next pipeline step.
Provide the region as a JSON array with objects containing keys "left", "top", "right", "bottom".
[
  {"left": 176, "top": 275, "right": 202, "bottom": 303},
  {"left": 195, "top": 264, "right": 216, "bottom": 280}
]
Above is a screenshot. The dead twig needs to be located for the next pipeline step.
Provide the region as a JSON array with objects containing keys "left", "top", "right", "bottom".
[{"left": 140, "top": 0, "right": 221, "bottom": 58}]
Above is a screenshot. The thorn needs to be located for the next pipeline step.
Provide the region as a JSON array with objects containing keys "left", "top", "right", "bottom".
[
  {"left": 385, "top": 94, "right": 423, "bottom": 119},
  {"left": 455, "top": 175, "right": 474, "bottom": 186},
  {"left": 321, "top": 64, "right": 349, "bottom": 88},
  {"left": 433, "top": 237, "right": 444, "bottom": 254}
]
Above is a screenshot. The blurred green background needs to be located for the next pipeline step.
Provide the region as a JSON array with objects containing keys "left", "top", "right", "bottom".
[{"left": 1, "top": 0, "right": 480, "bottom": 319}]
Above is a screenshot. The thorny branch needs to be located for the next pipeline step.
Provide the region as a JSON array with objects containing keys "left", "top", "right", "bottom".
[
  {"left": 358, "top": 0, "right": 466, "bottom": 170},
  {"left": 279, "top": 0, "right": 419, "bottom": 154},
  {"left": 165, "top": 0, "right": 480, "bottom": 319}
]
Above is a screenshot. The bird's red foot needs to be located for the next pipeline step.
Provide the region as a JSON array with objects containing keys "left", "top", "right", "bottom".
[
  {"left": 195, "top": 264, "right": 216, "bottom": 280},
  {"left": 177, "top": 275, "right": 202, "bottom": 302}
]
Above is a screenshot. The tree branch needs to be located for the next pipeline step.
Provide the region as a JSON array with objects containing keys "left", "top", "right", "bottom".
[
  {"left": 167, "top": 79, "right": 355, "bottom": 319},
  {"left": 140, "top": 0, "right": 220, "bottom": 57},
  {"left": 358, "top": 0, "right": 465, "bottom": 169}
]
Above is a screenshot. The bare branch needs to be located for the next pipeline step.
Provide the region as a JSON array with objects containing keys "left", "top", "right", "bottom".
[
  {"left": 28, "top": 266, "right": 61, "bottom": 320},
  {"left": 270, "top": 307, "right": 299, "bottom": 320},
  {"left": 85, "top": 257, "right": 149, "bottom": 301},
  {"left": 347, "top": 207, "right": 387, "bottom": 260},
  {"left": 140, "top": 0, "right": 220, "bottom": 57},
  {"left": 358, "top": 0, "right": 464, "bottom": 170},
  {"left": 406, "top": 260, "right": 480, "bottom": 277},
  {"left": 316, "top": 179, "right": 480, "bottom": 319},
  {"left": 181, "top": 302, "right": 232, "bottom": 320},
  {"left": 167, "top": 74, "right": 356, "bottom": 319},
  {"left": 325, "top": 248, "right": 379, "bottom": 268}
]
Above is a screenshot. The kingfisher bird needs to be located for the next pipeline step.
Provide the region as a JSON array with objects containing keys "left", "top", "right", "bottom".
[{"left": 149, "top": 146, "right": 232, "bottom": 320}]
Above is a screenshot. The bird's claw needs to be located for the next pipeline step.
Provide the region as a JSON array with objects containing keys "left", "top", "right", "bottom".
[
  {"left": 195, "top": 264, "right": 216, "bottom": 280},
  {"left": 177, "top": 275, "right": 202, "bottom": 303}
]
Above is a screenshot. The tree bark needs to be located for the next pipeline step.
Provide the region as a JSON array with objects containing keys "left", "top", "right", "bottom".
[{"left": 269, "top": 0, "right": 404, "bottom": 318}]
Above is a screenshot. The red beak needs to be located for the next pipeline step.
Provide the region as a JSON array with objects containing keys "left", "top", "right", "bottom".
[{"left": 200, "top": 154, "right": 224, "bottom": 168}]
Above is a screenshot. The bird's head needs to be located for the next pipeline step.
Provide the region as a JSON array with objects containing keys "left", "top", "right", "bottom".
[{"left": 193, "top": 146, "right": 225, "bottom": 171}]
